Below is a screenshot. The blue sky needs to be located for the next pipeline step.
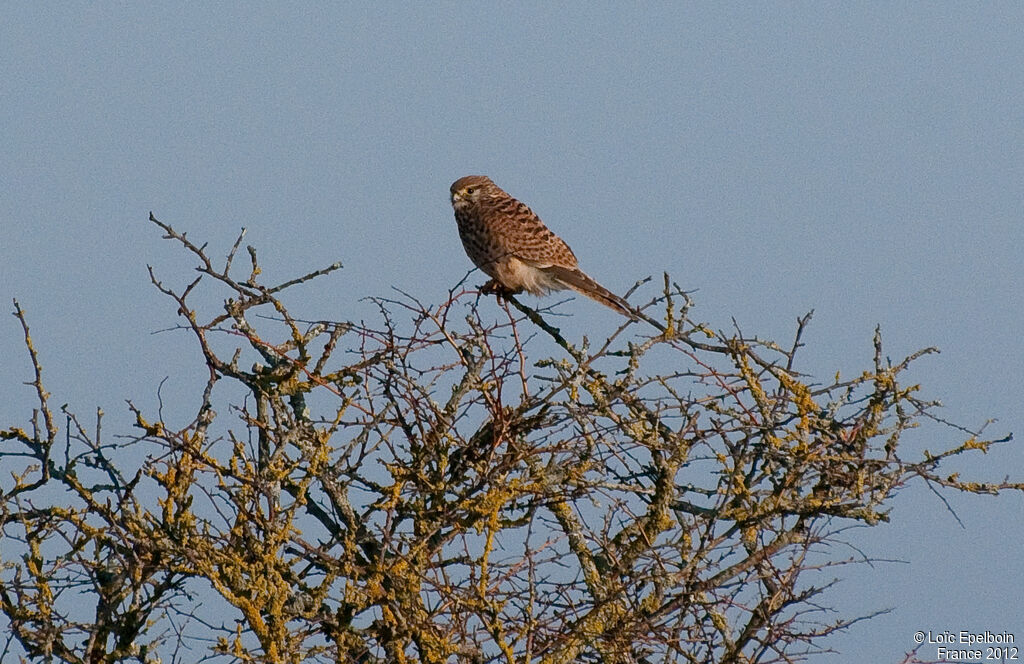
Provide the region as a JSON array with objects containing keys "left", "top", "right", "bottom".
[{"left": 2, "top": 5, "right": 1022, "bottom": 661}]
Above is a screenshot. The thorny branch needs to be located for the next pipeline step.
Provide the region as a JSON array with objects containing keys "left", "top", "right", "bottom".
[{"left": 0, "top": 215, "right": 1018, "bottom": 664}]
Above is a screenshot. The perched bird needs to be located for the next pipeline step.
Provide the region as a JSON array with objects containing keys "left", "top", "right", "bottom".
[{"left": 449, "top": 175, "right": 637, "bottom": 319}]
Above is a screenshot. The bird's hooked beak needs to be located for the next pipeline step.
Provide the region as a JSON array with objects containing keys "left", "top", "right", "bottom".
[{"left": 451, "top": 189, "right": 469, "bottom": 209}]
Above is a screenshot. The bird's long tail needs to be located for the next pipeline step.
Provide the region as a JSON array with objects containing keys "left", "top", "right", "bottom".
[{"left": 545, "top": 265, "right": 666, "bottom": 332}]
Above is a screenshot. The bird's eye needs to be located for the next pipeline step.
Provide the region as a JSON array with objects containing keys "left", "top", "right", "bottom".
[{"left": 465, "top": 187, "right": 475, "bottom": 195}]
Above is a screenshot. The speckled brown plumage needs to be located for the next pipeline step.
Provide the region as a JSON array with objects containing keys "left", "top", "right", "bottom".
[{"left": 449, "top": 175, "right": 635, "bottom": 319}]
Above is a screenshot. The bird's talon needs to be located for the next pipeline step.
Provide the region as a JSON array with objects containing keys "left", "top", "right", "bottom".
[
  {"left": 479, "top": 279, "right": 503, "bottom": 295},
  {"left": 480, "top": 280, "right": 521, "bottom": 303}
]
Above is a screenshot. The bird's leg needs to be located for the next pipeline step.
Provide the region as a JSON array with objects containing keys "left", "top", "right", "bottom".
[
  {"left": 480, "top": 279, "right": 521, "bottom": 304},
  {"left": 479, "top": 279, "right": 505, "bottom": 295}
]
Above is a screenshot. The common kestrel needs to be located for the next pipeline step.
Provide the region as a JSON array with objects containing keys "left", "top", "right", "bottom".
[{"left": 449, "top": 175, "right": 636, "bottom": 319}]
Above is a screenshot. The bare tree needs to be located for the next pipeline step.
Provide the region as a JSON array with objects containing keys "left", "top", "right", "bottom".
[{"left": 1, "top": 215, "right": 1018, "bottom": 664}]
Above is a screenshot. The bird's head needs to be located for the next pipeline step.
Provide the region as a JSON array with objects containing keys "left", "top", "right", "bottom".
[{"left": 450, "top": 175, "right": 496, "bottom": 212}]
